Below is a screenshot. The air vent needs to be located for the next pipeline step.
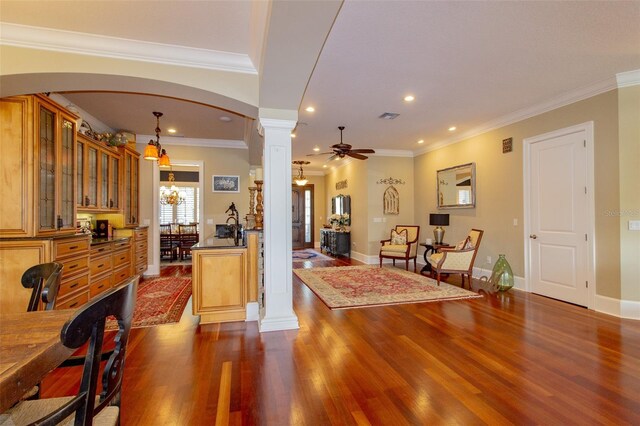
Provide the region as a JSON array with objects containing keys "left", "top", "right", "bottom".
[{"left": 379, "top": 112, "right": 400, "bottom": 120}]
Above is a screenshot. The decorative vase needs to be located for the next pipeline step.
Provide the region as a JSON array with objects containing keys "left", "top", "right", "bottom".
[{"left": 490, "top": 254, "right": 514, "bottom": 291}]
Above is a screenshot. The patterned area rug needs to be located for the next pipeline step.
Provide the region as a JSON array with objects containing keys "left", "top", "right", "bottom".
[
  {"left": 292, "top": 249, "right": 332, "bottom": 262},
  {"left": 107, "top": 276, "right": 192, "bottom": 329},
  {"left": 293, "top": 265, "right": 482, "bottom": 309}
]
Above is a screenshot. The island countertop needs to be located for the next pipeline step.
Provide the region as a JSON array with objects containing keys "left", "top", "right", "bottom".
[{"left": 191, "top": 235, "right": 245, "bottom": 250}]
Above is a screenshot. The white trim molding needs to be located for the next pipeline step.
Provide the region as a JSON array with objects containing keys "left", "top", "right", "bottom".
[
  {"left": 371, "top": 149, "right": 413, "bottom": 158},
  {"left": 616, "top": 69, "right": 640, "bottom": 88},
  {"left": 0, "top": 22, "right": 257, "bottom": 74},
  {"left": 594, "top": 295, "right": 640, "bottom": 320}
]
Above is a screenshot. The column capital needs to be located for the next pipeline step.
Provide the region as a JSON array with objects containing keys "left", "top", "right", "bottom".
[{"left": 258, "top": 108, "right": 297, "bottom": 133}]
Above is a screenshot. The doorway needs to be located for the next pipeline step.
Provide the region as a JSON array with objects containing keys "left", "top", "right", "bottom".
[
  {"left": 523, "top": 122, "right": 595, "bottom": 308},
  {"left": 292, "top": 185, "right": 314, "bottom": 249}
]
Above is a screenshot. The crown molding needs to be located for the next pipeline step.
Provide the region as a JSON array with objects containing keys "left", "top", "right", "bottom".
[
  {"left": 0, "top": 22, "right": 257, "bottom": 74},
  {"left": 616, "top": 69, "right": 640, "bottom": 88},
  {"left": 371, "top": 149, "right": 413, "bottom": 157},
  {"left": 136, "top": 134, "right": 247, "bottom": 149},
  {"left": 414, "top": 76, "right": 618, "bottom": 156}
]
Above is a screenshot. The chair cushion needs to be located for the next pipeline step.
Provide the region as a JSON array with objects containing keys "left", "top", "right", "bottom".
[
  {"left": 390, "top": 229, "right": 407, "bottom": 245},
  {"left": 0, "top": 397, "right": 119, "bottom": 426},
  {"left": 381, "top": 244, "right": 408, "bottom": 254},
  {"left": 428, "top": 252, "right": 444, "bottom": 266}
]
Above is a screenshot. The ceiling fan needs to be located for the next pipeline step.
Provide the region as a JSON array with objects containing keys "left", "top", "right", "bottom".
[{"left": 309, "top": 126, "right": 375, "bottom": 161}]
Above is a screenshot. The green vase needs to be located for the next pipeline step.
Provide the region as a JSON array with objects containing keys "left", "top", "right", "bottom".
[{"left": 491, "top": 254, "right": 514, "bottom": 291}]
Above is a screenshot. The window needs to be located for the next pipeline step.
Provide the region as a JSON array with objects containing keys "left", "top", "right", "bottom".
[{"left": 159, "top": 185, "right": 199, "bottom": 225}]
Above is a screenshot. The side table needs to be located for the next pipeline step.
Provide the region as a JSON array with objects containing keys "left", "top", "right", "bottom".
[{"left": 419, "top": 242, "right": 453, "bottom": 275}]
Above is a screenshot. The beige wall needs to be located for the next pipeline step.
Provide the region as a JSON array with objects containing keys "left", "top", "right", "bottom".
[
  {"left": 138, "top": 143, "right": 250, "bottom": 240},
  {"left": 414, "top": 90, "right": 621, "bottom": 298},
  {"left": 618, "top": 86, "right": 640, "bottom": 301}
]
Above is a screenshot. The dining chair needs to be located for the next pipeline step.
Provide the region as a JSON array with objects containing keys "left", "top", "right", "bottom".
[
  {"left": 178, "top": 223, "right": 199, "bottom": 260},
  {"left": 21, "top": 262, "right": 64, "bottom": 311},
  {"left": 0, "top": 276, "right": 139, "bottom": 426},
  {"left": 379, "top": 225, "right": 420, "bottom": 272}
]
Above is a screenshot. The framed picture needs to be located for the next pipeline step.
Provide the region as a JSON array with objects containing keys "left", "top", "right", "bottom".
[{"left": 212, "top": 175, "right": 240, "bottom": 193}]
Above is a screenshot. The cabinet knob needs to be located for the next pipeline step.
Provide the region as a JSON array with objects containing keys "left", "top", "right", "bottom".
[
  {"left": 110, "top": 199, "right": 114, "bottom": 208},
  {"left": 84, "top": 195, "right": 90, "bottom": 206},
  {"left": 529, "top": 234, "right": 538, "bottom": 239}
]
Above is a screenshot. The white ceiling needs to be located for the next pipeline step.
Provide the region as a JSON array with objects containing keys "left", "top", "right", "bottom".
[{"left": 1, "top": 1, "right": 639, "bottom": 171}]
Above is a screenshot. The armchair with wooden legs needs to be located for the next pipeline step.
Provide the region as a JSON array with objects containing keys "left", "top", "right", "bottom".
[
  {"left": 379, "top": 225, "right": 420, "bottom": 272},
  {"left": 427, "top": 229, "right": 484, "bottom": 288}
]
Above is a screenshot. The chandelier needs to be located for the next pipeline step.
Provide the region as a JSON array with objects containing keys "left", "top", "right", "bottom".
[
  {"left": 144, "top": 111, "right": 171, "bottom": 168},
  {"left": 293, "top": 160, "right": 310, "bottom": 186},
  {"left": 160, "top": 172, "right": 186, "bottom": 205}
]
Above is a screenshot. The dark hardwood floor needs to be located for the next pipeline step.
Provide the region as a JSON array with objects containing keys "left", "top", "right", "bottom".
[{"left": 41, "top": 254, "right": 640, "bottom": 425}]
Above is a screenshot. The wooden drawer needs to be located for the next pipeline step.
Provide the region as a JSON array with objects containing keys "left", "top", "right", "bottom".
[
  {"left": 134, "top": 251, "right": 147, "bottom": 265},
  {"left": 112, "top": 249, "right": 130, "bottom": 267},
  {"left": 135, "top": 240, "right": 147, "bottom": 252},
  {"left": 135, "top": 262, "right": 147, "bottom": 275},
  {"left": 90, "top": 275, "right": 111, "bottom": 298},
  {"left": 58, "top": 273, "right": 89, "bottom": 298},
  {"left": 112, "top": 265, "right": 130, "bottom": 286},
  {"left": 134, "top": 228, "right": 148, "bottom": 241},
  {"left": 60, "top": 255, "right": 89, "bottom": 276},
  {"left": 113, "top": 239, "right": 131, "bottom": 251},
  {"left": 54, "top": 238, "right": 89, "bottom": 259},
  {"left": 56, "top": 290, "right": 89, "bottom": 310},
  {"left": 90, "top": 243, "right": 112, "bottom": 257},
  {"left": 90, "top": 254, "right": 112, "bottom": 276}
]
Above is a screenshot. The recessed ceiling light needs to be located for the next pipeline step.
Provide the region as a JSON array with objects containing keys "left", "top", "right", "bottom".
[
  {"left": 448, "top": 126, "right": 457, "bottom": 132},
  {"left": 305, "top": 106, "right": 315, "bottom": 112},
  {"left": 322, "top": 164, "right": 327, "bottom": 168},
  {"left": 404, "top": 95, "right": 415, "bottom": 102},
  {"left": 167, "top": 128, "right": 177, "bottom": 134},
  {"left": 313, "top": 146, "right": 320, "bottom": 152},
  {"left": 417, "top": 139, "right": 424, "bottom": 144},
  {"left": 219, "top": 116, "right": 232, "bottom": 122},
  {"left": 291, "top": 133, "right": 296, "bottom": 138}
]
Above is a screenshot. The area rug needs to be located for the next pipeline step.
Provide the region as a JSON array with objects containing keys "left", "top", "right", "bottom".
[
  {"left": 292, "top": 249, "right": 332, "bottom": 262},
  {"left": 107, "top": 276, "right": 192, "bottom": 329},
  {"left": 293, "top": 265, "right": 481, "bottom": 309}
]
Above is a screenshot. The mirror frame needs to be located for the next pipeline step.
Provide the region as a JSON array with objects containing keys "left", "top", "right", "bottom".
[
  {"left": 331, "top": 194, "right": 351, "bottom": 223},
  {"left": 437, "top": 163, "right": 476, "bottom": 209}
]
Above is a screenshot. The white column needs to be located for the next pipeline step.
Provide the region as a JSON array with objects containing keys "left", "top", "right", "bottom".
[{"left": 258, "top": 115, "right": 299, "bottom": 332}]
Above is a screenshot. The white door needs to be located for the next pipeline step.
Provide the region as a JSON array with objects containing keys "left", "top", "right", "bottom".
[{"left": 527, "top": 126, "right": 589, "bottom": 306}]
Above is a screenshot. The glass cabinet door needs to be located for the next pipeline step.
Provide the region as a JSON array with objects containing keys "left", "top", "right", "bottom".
[
  {"left": 59, "top": 118, "right": 75, "bottom": 229},
  {"left": 38, "top": 105, "right": 56, "bottom": 232},
  {"left": 77, "top": 140, "right": 85, "bottom": 207},
  {"left": 131, "top": 156, "right": 139, "bottom": 224},
  {"left": 100, "top": 151, "right": 109, "bottom": 209},
  {"left": 110, "top": 155, "right": 120, "bottom": 210},
  {"left": 87, "top": 146, "right": 98, "bottom": 208}
]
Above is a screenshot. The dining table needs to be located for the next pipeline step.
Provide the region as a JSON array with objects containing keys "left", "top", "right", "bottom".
[{"left": 0, "top": 309, "right": 75, "bottom": 412}]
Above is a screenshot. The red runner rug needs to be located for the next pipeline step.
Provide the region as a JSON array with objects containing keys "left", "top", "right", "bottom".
[
  {"left": 294, "top": 265, "right": 482, "bottom": 310},
  {"left": 108, "top": 276, "right": 192, "bottom": 329}
]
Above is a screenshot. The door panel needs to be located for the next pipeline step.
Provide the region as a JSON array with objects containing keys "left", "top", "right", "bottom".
[
  {"left": 292, "top": 187, "right": 304, "bottom": 249},
  {"left": 529, "top": 129, "right": 588, "bottom": 306}
]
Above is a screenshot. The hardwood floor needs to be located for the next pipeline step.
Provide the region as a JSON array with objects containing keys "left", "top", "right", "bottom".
[{"left": 41, "top": 255, "right": 640, "bottom": 425}]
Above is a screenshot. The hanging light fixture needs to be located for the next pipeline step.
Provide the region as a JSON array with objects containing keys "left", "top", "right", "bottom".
[
  {"left": 160, "top": 171, "right": 186, "bottom": 205},
  {"left": 144, "top": 111, "right": 171, "bottom": 168},
  {"left": 292, "top": 160, "right": 310, "bottom": 186}
]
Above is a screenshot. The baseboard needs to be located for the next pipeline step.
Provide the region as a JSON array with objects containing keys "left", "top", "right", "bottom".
[
  {"left": 314, "top": 241, "right": 320, "bottom": 249},
  {"left": 594, "top": 295, "right": 640, "bottom": 320},
  {"left": 245, "top": 302, "right": 259, "bottom": 322},
  {"left": 258, "top": 315, "right": 300, "bottom": 332},
  {"left": 144, "top": 263, "right": 160, "bottom": 277}
]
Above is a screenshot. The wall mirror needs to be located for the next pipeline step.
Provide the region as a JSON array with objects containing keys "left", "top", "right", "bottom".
[
  {"left": 437, "top": 163, "right": 476, "bottom": 209},
  {"left": 332, "top": 194, "right": 351, "bottom": 222}
]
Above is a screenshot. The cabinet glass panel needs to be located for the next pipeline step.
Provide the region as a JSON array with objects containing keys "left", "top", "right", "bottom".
[
  {"left": 60, "top": 119, "right": 75, "bottom": 227},
  {"left": 125, "top": 154, "right": 132, "bottom": 222},
  {"left": 131, "top": 157, "right": 139, "bottom": 224},
  {"left": 111, "top": 156, "right": 119, "bottom": 209},
  {"left": 100, "top": 152, "right": 109, "bottom": 208},
  {"left": 88, "top": 146, "right": 98, "bottom": 207},
  {"left": 38, "top": 106, "right": 56, "bottom": 231},
  {"left": 77, "top": 141, "right": 84, "bottom": 206}
]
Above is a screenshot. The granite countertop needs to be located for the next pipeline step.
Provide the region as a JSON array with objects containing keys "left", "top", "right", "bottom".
[
  {"left": 90, "top": 236, "right": 130, "bottom": 246},
  {"left": 191, "top": 235, "right": 245, "bottom": 250}
]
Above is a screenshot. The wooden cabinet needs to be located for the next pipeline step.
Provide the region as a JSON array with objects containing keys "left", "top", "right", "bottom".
[
  {"left": 0, "top": 95, "right": 78, "bottom": 238},
  {"left": 120, "top": 146, "right": 140, "bottom": 226},
  {"left": 88, "top": 238, "right": 132, "bottom": 300},
  {"left": 192, "top": 248, "right": 247, "bottom": 323},
  {"left": 132, "top": 227, "right": 148, "bottom": 276},
  {"left": 320, "top": 229, "right": 351, "bottom": 257},
  {"left": 77, "top": 134, "right": 121, "bottom": 212}
]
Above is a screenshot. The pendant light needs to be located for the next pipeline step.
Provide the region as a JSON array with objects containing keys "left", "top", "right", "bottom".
[
  {"left": 144, "top": 111, "right": 171, "bottom": 168},
  {"left": 293, "top": 160, "right": 310, "bottom": 186}
]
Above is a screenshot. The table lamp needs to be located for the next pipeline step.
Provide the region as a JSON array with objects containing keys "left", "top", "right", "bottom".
[{"left": 429, "top": 213, "right": 449, "bottom": 244}]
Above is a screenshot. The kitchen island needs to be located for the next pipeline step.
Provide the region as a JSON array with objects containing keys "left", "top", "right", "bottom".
[{"left": 191, "top": 231, "right": 261, "bottom": 324}]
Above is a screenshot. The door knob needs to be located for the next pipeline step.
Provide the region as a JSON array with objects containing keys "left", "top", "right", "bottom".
[{"left": 529, "top": 234, "right": 537, "bottom": 239}]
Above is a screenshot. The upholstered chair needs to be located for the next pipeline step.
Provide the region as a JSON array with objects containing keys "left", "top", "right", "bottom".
[
  {"left": 428, "top": 229, "right": 484, "bottom": 288},
  {"left": 379, "top": 225, "right": 420, "bottom": 272}
]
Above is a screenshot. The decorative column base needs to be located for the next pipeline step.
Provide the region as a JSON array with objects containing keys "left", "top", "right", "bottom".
[{"left": 259, "top": 315, "right": 299, "bottom": 332}]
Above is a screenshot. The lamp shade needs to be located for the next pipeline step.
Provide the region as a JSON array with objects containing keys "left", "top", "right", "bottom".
[
  {"left": 429, "top": 213, "right": 449, "bottom": 226},
  {"left": 144, "top": 143, "right": 159, "bottom": 160}
]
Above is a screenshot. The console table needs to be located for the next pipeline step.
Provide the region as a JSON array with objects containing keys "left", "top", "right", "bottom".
[
  {"left": 419, "top": 242, "right": 453, "bottom": 275},
  {"left": 320, "top": 229, "right": 351, "bottom": 258}
]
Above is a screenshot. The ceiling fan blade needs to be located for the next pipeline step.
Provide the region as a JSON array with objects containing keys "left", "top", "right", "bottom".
[
  {"left": 346, "top": 152, "right": 368, "bottom": 160},
  {"left": 349, "top": 149, "right": 376, "bottom": 154},
  {"left": 326, "top": 153, "right": 339, "bottom": 162},
  {"left": 307, "top": 151, "right": 334, "bottom": 156}
]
